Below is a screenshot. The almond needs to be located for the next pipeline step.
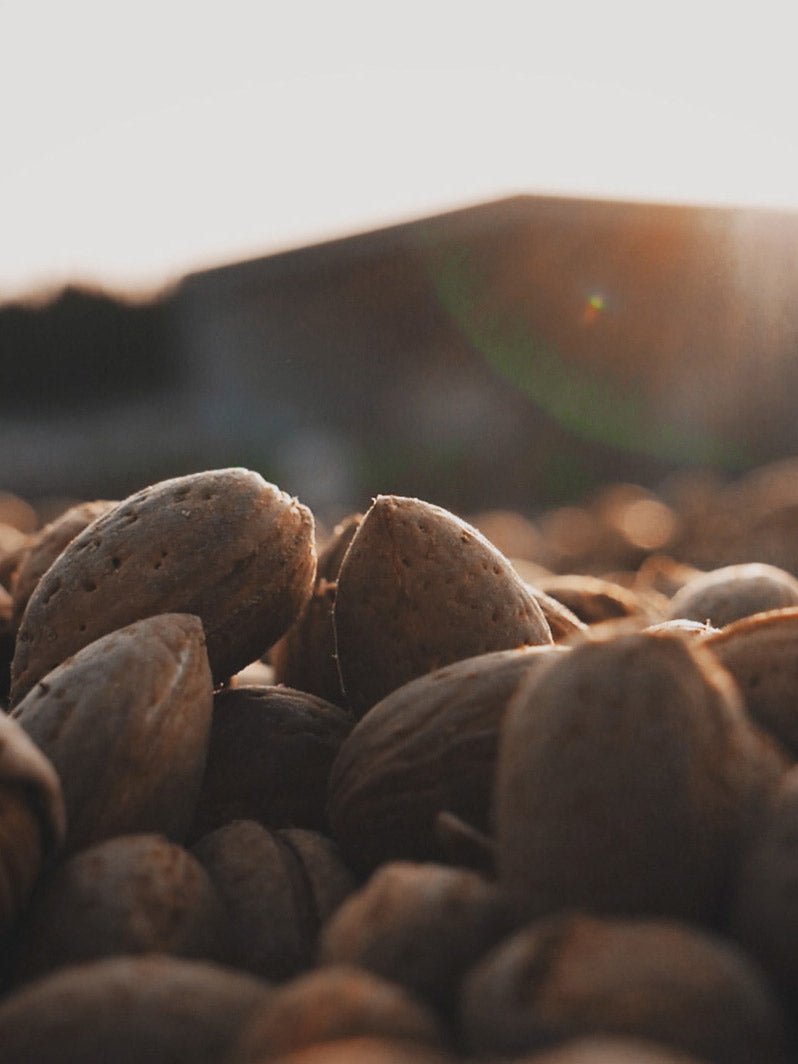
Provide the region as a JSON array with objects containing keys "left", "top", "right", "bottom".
[
  {"left": 271, "top": 513, "right": 362, "bottom": 706},
  {"left": 702, "top": 608, "right": 798, "bottom": 756},
  {"left": 189, "top": 685, "right": 353, "bottom": 841},
  {"left": 14, "top": 833, "right": 228, "bottom": 982},
  {"left": 12, "top": 613, "right": 213, "bottom": 853},
  {"left": 0, "top": 954, "right": 271, "bottom": 1064},
  {"left": 666, "top": 562, "right": 798, "bottom": 628},
  {"left": 328, "top": 645, "right": 564, "bottom": 873},
  {"left": 0, "top": 711, "right": 65, "bottom": 934},
  {"left": 192, "top": 820, "right": 354, "bottom": 981},
  {"left": 10, "top": 499, "right": 116, "bottom": 625},
  {"left": 332, "top": 495, "right": 552, "bottom": 715},
  {"left": 318, "top": 861, "right": 515, "bottom": 1014},
  {"left": 459, "top": 912, "right": 788, "bottom": 1064},
  {"left": 230, "top": 965, "right": 444, "bottom": 1062},
  {"left": 496, "top": 630, "right": 786, "bottom": 925},
  {"left": 10, "top": 469, "right": 316, "bottom": 703}
]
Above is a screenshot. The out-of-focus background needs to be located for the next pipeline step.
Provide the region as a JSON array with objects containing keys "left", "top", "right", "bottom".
[{"left": 3, "top": 1, "right": 798, "bottom": 534}]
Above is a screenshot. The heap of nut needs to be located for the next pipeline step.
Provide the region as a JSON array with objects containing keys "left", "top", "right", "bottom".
[{"left": 3, "top": 463, "right": 798, "bottom": 1062}]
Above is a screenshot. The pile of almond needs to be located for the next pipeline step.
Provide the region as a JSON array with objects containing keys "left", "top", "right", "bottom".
[{"left": 1, "top": 464, "right": 798, "bottom": 1063}]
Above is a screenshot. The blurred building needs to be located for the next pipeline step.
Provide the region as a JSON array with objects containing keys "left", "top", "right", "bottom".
[{"left": 2, "top": 194, "right": 798, "bottom": 518}]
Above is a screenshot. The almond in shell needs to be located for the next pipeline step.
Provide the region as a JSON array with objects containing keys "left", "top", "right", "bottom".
[
  {"left": 12, "top": 613, "right": 213, "bottom": 854},
  {"left": 328, "top": 645, "right": 564, "bottom": 874},
  {"left": 10, "top": 468, "right": 316, "bottom": 703},
  {"left": 332, "top": 495, "right": 552, "bottom": 716},
  {"left": 496, "top": 630, "right": 786, "bottom": 925}
]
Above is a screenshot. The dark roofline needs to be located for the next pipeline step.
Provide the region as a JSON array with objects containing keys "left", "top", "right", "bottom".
[
  {"left": 178, "top": 191, "right": 798, "bottom": 297},
  {"left": 179, "top": 193, "right": 532, "bottom": 295}
]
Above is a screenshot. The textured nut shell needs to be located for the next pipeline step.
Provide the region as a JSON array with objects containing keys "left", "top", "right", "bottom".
[
  {"left": 730, "top": 767, "right": 798, "bottom": 1007},
  {"left": 10, "top": 468, "right": 316, "bottom": 702},
  {"left": 190, "top": 685, "right": 353, "bottom": 841},
  {"left": 11, "top": 500, "right": 116, "bottom": 625},
  {"left": 231, "top": 965, "right": 443, "bottom": 1062},
  {"left": 192, "top": 820, "right": 349, "bottom": 981},
  {"left": 263, "top": 1037, "right": 455, "bottom": 1064},
  {"left": 318, "top": 861, "right": 515, "bottom": 1012},
  {"left": 0, "top": 710, "right": 65, "bottom": 852},
  {"left": 511, "top": 1038, "right": 709, "bottom": 1063},
  {"left": 702, "top": 607, "right": 798, "bottom": 756},
  {"left": 1, "top": 586, "right": 15, "bottom": 704},
  {"left": 12, "top": 614, "right": 213, "bottom": 853},
  {"left": 278, "top": 828, "right": 355, "bottom": 927},
  {"left": 328, "top": 645, "right": 565, "bottom": 874},
  {"left": 666, "top": 562, "right": 798, "bottom": 628},
  {"left": 15, "top": 833, "right": 228, "bottom": 981},
  {"left": 0, "top": 712, "right": 65, "bottom": 932},
  {"left": 333, "top": 495, "right": 552, "bottom": 715},
  {"left": 527, "top": 587, "right": 587, "bottom": 641},
  {"left": 271, "top": 514, "right": 362, "bottom": 705},
  {"left": 459, "top": 913, "right": 787, "bottom": 1064},
  {"left": 538, "top": 573, "right": 665, "bottom": 626},
  {"left": 0, "top": 954, "right": 270, "bottom": 1064},
  {"left": 0, "top": 526, "right": 29, "bottom": 592},
  {"left": 496, "top": 632, "right": 786, "bottom": 924},
  {"left": 0, "top": 785, "right": 45, "bottom": 937}
]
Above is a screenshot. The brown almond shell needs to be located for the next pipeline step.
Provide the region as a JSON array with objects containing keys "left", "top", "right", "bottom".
[
  {"left": 496, "top": 631, "right": 787, "bottom": 926},
  {"left": 666, "top": 563, "right": 798, "bottom": 628},
  {"left": 11, "top": 613, "right": 213, "bottom": 854},
  {"left": 318, "top": 861, "right": 516, "bottom": 1015},
  {"left": 0, "top": 954, "right": 271, "bottom": 1064},
  {"left": 230, "top": 965, "right": 444, "bottom": 1062},
  {"left": 10, "top": 468, "right": 316, "bottom": 703},
  {"left": 192, "top": 821, "right": 354, "bottom": 982},
  {"left": 328, "top": 645, "right": 565, "bottom": 874},
  {"left": 189, "top": 685, "right": 353, "bottom": 841},
  {"left": 271, "top": 513, "right": 363, "bottom": 705},
  {"left": 459, "top": 913, "right": 788, "bottom": 1064},
  {"left": 0, "top": 711, "right": 65, "bottom": 934},
  {"left": 14, "top": 833, "right": 229, "bottom": 982},
  {"left": 702, "top": 607, "right": 798, "bottom": 757},
  {"left": 10, "top": 500, "right": 116, "bottom": 626},
  {"left": 332, "top": 495, "right": 552, "bottom": 716}
]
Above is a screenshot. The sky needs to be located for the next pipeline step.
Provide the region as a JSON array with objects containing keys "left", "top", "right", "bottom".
[{"left": 3, "top": 1, "right": 798, "bottom": 299}]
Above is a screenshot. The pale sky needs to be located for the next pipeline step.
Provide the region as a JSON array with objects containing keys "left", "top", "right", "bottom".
[{"left": 2, "top": 1, "right": 798, "bottom": 299}]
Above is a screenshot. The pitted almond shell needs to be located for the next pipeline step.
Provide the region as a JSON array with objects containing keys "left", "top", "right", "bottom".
[
  {"left": 11, "top": 499, "right": 116, "bottom": 625},
  {"left": 192, "top": 820, "right": 354, "bottom": 982},
  {"left": 318, "top": 861, "right": 516, "bottom": 1013},
  {"left": 14, "top": 833, "right": 229, "bottom": 981},
  {"left": 333, "top": 495, "right": 552, "bottom": 716},
  {"left": 328, "top": 644, "right": 564, "bottom": 874},
  {"left": 702, "top": 607, "right": 798, "bottom": 756},
  {"left": 537, "top": 572, "right": 666, "bottom": 625},
  {"left": 0, "top": 954, "right": 271, "bottom": 1064},
  {"left": 667, "top": 562, "right": 798, "bottom": 628},
  {"left": 0, "top": 710, "right": 65, "bottom": 934},
  {"left": 229, "top": 965, "right": 444, "bottom": 1063},
  {"left": 0, "top": 711, "right": 65, "bottom": 852},
  {"left": 459, "top": 912, "right": 788, "bottom": 1063},
  {"left": 12, "top": 613, "right": 213, "bottom": 854},
  {"left": 271, "top": 513, "right": 363, "bottom": 706},
  {"left": 189, "top": 685, "right": 353, "bottom": 841},
  {"left": 10, "top": 469, "right": 316, "bottom": 703},
  {"left": 496, "top": 631, "right": 786, "bottom": 925}
]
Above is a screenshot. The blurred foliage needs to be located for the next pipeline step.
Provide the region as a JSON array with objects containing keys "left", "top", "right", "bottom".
[{"left": 0, "top": 287, "right": 177, "bottom": 413}]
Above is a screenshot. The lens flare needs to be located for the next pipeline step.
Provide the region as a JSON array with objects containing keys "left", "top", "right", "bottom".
[{"left": 423, "top": 244, "right": 743, "bottom": 468}]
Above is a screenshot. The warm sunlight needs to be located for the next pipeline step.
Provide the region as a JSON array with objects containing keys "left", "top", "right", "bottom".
[{"left": 3, "top": 2, "right": 798, "bottom": 298}]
